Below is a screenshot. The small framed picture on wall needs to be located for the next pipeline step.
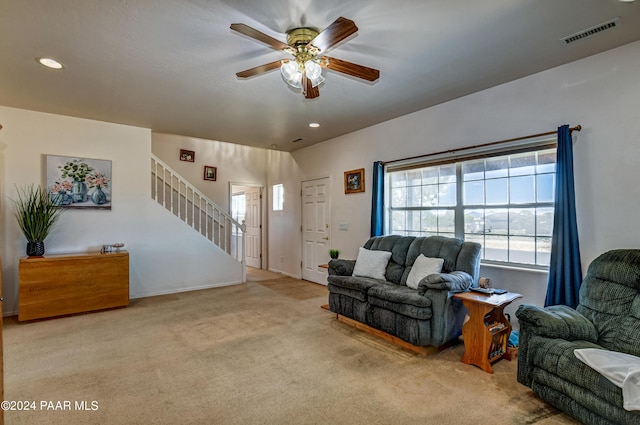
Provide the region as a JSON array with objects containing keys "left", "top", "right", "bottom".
[
  {"left": 204, "top": 165, "right": 217, "bottom": 181},
  {"left": 179, "top": 149, "right": 195, "bottom": 162},
  {"left": 344, "top": 168, "right": 365, "bottom": 194}
]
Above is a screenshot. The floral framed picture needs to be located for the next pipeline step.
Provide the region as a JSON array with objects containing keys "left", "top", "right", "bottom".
[
  {"left": 45, "top": 155, "right": 112, "bottom": 210},
  {"left": 344, "top": 168, "right": 365, "bottom": 194},
  {"left": 180, "top": 149, "right": 195, "bottom": 162},
  {"left": 204, "top": 165, "right": 217, "bottom": 181}
]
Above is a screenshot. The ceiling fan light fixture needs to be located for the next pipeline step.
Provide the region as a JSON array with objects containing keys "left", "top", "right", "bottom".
[
  {"left": 305, "top": 60, "right": 325, "bottom": 88},
  {"left": 280, "top": 60, "right": 302, "bottom": 89},
  {"left": 232, "top": 17, "right": 378, "bottom": 99}
]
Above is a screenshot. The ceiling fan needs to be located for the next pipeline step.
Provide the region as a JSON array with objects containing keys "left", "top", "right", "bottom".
[{"left": 230, "top": 17, "right": 380, "bottom": 99}]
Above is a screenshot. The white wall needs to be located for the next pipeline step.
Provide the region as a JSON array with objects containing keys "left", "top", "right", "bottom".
[
  {"left": 0, "top": 107, "right": 242, "bottom": 315},
  {"left": 281, "top": 40, "right": 640, "bottom": 322},
  {"left": 151, "top": 132, "right": 270, "bottom": 212},
  {"left": 152, "top": 133, "right": 295, "bottom": 271},
  {"left": 265, "top": 149, "right": 303, "bottom": 276}
]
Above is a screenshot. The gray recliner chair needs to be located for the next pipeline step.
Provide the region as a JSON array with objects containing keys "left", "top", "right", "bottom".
[{"left": 516, "top": 249, "right": 640, "bottom": 425}]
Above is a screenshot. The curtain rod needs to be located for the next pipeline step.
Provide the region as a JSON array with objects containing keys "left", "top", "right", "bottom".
[{"left": 383, "top": 125, "right": 581, "bottom": 166}]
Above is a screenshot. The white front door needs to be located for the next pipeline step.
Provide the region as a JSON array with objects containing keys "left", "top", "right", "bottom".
[
  {"left": 301, "top": 177, "right": 331, "bottom": 285},
  {"left": 244, "top": 187, "right": 262, "bottom": 269}
]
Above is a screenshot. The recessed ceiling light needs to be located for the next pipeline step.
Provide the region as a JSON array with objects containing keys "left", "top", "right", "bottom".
[
  {"left": 37, "top": 57, "right": 64, "bottom": 69},
  {"left": 308, "top": 122, "right": 320, "bottom": 128},
  {"left": 619, "top": 0, "right": 636, "bottom": 2}
]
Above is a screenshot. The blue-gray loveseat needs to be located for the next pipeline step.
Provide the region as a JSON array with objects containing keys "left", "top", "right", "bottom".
[{"left": 327, "top": 235, "right": 481, "bottom": 347}]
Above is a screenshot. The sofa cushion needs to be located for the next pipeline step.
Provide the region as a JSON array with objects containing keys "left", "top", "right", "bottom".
[
  {"left": 364, "top": 235, "right": 415, "bottom": 284},
  {"left": 368, "top": 284, "right": 432, "bottom": 320},
  {"left": 327, "top": 275, "right": 385, "bottom": 302},
  {"left": 401, "top": 236, "right": 478, "bottom": 286},
  {"left": 406, "top": 236, "right": 463, "bottom": 272},
  {"left": 576, "top": 249, "right": 640, "bottom": 357},
  {"left": 529, "top": 336, "right": 624, "bottom": 410},
  {"left": 352, "top": 247, "right": 392, "bottom": 280},
  {"left": 406, "top": 254, "right": 444, "bottom": 289},
  {"left": 574, "top": 348, "right": 640, "bottom": 412}
]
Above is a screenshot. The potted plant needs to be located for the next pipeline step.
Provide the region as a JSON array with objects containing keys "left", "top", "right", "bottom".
[
  {"left": 14, "top": 184, "right": 65, "bottom": 257},
  {"left": 329, "top": 249, "right": 340, "bottom": 260}
]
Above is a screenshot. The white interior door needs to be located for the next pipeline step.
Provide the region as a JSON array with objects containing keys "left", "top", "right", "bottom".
[
  {"left": 301, "top": 177, "right": 331, "bottom": 285},
  {"left": 244, "top": 187, "right": 262, "bottom": 269}
]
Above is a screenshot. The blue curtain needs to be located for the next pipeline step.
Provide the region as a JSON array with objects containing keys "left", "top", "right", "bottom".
[
  {"left": 370, "top": 161, "right": 384, "bottom": 237},
  {"left": 545, "top": 125, "right": 582, "bottom": 308}
]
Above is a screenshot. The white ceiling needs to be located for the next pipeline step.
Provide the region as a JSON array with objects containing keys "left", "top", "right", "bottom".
[{"left": 1, "top": 0, "right": 639, "bottom": 151}]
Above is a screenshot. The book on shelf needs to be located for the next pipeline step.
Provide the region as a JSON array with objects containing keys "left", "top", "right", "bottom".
[
  {"left": 487, "top": 322, "right": 506, "bottom": 333},
  {"left": 488, "top": 333, "right": 508, "bottom": 359}
]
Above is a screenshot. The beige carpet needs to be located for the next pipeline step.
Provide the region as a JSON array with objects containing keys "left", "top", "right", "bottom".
[{"left": 3, "top": 270, "right": 580, "bottom": 425}]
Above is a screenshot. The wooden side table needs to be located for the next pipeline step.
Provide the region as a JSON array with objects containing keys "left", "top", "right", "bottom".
[{"left": 453, "top": 291, "right": 522, "bottom": 374}]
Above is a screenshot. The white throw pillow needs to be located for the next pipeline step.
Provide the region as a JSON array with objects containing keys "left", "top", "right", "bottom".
[
  {"left": 406, "top": 254, "right": 444, "bottom": 289},
  {"left": 352, "top": 247, "right": 392, "bottom": 280}
]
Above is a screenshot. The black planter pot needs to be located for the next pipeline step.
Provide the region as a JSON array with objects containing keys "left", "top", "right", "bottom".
[{"left": 26, "top": 241, "right": 45, "bottom": 257}]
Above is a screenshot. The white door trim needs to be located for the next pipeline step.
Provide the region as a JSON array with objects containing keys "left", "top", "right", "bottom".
[
  {"left": 230, "top": 182, "right": 265, "bottom": 269},
  {"left": 300, "top": 175, "right": 332, "bottom": 285}
]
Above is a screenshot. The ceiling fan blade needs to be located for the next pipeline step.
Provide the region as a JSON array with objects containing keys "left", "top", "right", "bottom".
[
  {"left": 230, "top": 23, "right": 290, "bottom": 51},
  {"left": 307, "top": 17, "right": 358, "bottom": 53},
  {"left": 236, "top": 60, "right": 283, "bottom": 79},
  {"left": 322, "top": 56, "right": 380, "bottom": 82},
  {"left": 303, "top": 75, "right": 320, "bottom": 99}
]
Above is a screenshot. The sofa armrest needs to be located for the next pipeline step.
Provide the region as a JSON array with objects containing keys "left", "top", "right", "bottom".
[
  {"left": 515, "top": 304, "right": 598, "bottom": 342},
  {"left": 417, "top": 271, "right": 473, "bottom": 294},
  {"left": 419, "top": 274, "right": 472, "bottom": 346},
  {"left": 328, "top": 259, "right": 355, "bottom": 276}
]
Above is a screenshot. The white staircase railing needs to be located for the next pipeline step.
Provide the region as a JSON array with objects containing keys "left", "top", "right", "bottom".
[{"left": 151, "top": 155, "right": 246, "bottom": 272}]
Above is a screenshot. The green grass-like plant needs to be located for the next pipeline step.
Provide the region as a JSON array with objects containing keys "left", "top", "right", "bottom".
[{"left": 14, "top": 184, "right": 64, "bottom": 243}]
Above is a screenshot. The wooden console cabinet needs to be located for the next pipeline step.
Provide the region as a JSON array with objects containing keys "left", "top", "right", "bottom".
[{"left": 19, "top": 251, "right": 129, "bottom": 321}]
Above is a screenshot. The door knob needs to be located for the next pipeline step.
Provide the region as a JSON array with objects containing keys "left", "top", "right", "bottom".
[{"left": 322, "top": 236, "right": 329, "bottom": 240}]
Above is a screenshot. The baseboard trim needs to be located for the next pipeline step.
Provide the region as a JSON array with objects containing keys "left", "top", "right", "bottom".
[
  {"left": 130, "top": 280, "right": 242, "bottom": 299},
  {"left": 267, "top": 268, "right": 300, "bottom": 279},
  {"left": 334, "top": 313, "right": 440, "bottom": 356}
]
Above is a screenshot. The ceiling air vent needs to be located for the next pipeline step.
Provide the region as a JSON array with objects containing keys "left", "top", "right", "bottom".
[
  {"left": 560, "top": 17, "right": 621, "bottom": 45},
  {"left": 291, "top": 138, "right": 304, "bottom": 143}
]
